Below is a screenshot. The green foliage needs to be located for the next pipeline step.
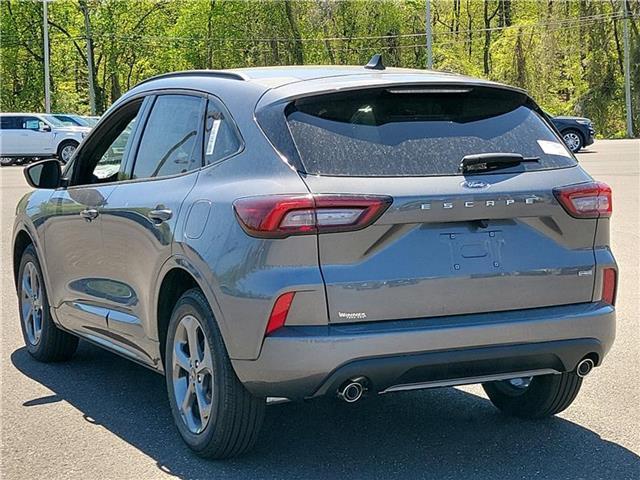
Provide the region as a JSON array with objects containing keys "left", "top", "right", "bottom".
[{"left": 1, "top": 0, "right": 638, "bottom": 137}]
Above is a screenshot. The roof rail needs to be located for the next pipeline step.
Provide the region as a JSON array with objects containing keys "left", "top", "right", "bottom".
[{"left": 135, "top": 70, "right": 246, "bottom": 87}]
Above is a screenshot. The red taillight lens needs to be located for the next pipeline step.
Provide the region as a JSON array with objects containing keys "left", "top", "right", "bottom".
[
  {"left": 265, "top": 292, "right": 295, "bottom": 336},
  {"left": 553, "top": 181, "right": 612, "bottom": 218},
  {"left": 601, "top": 268, "right": 617, "bottom": 305},
  {"left": 234, "top": 194, "right": 392, "bottom": 238}
]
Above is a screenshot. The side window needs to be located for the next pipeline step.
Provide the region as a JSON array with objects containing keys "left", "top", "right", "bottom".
[
  {"left": 70, "top": 100, "right": 142, "bottom": 186},
  {"left": 0, "top": 117, "right": 17, "bottom": 129},
  {"left": 22, "top": 117, "right": 40, "bottom": 130},
  {"left": 132, "top": 95, "right": 204, "bottom": 179},
  {"left": 92, "top": 114, "right": 139, "bottom": 181},
  {"left": 204, "top": 97, "right": 242, "bottom": 165}
]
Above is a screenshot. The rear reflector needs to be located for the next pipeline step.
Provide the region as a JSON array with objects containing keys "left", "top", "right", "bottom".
[
  {"left": 601, "top": 268, "right": 617, "bottom": 305},
  {"left": 265, "top": 292, "right": 296, "bottom": 336},
  {"left": 553, "top": 181, "right": 612, "bottom": 218},
  {"left": 234, "top": 194, "right": 392, "bottom": 238}
]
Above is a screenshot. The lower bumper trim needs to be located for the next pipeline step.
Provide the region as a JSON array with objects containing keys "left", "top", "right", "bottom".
[
  {"left": 312, "top": 338, "right": 602, "bottom": 398},
  {"left": 381, "top": 368, "right": 559, "bottom": 394}
]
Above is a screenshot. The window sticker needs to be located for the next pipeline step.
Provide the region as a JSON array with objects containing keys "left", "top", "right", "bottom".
[
  {"left": 206, "top": 119, "right": 221, "bottom": 155},
  {"left": 537, "top": 139, "right": 571, "bottom": 158}
]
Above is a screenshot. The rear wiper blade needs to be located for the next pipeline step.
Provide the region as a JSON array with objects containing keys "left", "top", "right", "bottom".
[{"left": 459, "top": 153, "right": 540, "bottom": 173}]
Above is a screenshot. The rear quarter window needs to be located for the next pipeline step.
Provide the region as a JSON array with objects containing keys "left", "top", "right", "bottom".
[{"left": 285, "top": 86, "right": 576, "bottom": 177}]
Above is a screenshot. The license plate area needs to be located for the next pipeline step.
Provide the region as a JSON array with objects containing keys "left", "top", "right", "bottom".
[{"left": 440, "top": 230, "right": 505, "bottom": 273}]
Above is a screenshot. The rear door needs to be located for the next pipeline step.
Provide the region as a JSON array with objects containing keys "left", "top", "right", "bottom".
[
  {"left": 1, "top": 116, "right": 47, "bottom": 155},
  {"left": 285, "top": 86, "right": 598, "bottom": 323},
  {"left": 0, "top": 115, "right": 21, "bottom": 154}
]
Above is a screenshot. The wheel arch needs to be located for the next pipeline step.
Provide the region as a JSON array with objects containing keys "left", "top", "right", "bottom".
[
  {"left": 154, "top": 258, "right": 232, "bottom": 370},
  {"left": 12, "top": 222, "right": 55, "bottom": 312},
  {"left": 56, "top": 138, "right": 79, "bottom": 159},
  {"left": 13, "top": 229, "right": 34, "bottom": 288}
]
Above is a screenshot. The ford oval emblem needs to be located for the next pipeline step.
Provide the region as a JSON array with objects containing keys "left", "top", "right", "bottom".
[{"left": 461, "top": 180, "right": 490, "bottom": 189}]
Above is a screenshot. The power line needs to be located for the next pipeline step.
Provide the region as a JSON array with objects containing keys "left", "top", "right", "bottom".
[
  {"left": 11, "top": 11, "right": 626, "bottom": 44},
  {"left": 2, "top": 12, "right": 636, "bottom": 50}
]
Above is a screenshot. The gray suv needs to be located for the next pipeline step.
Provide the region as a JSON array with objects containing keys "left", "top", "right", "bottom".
[{"left": 13, "top": 62, "right": 617, "bottom": 459}]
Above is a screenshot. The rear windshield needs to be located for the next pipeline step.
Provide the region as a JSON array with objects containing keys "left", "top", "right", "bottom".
[{"left": 285, "top": 86, "right": 576, "bottom": 177}]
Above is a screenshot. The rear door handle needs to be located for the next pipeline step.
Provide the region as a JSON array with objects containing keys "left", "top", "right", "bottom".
[
  {"left": 148, "top": 208, "right": 173, "bottom": 224},
  {"left": 79, "top": 208, "right": 99, "bottom": 222}
]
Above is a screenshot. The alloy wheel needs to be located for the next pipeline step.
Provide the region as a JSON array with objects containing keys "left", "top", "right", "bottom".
[
  {"left": 21, "top": 261, "right": 43, "bottom": 345},
  {"left": 172, "top": 314, "right": 214, "bottom": 434},
  {"left": 563, "top": 132, "right": 581, "bottom": 152},
  {"left": 60, "top": 145, "right": 76, "bottom": 162}
]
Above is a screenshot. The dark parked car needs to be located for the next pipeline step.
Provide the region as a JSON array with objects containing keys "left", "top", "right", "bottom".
[
  {"left": 13, "top": 60, "right": 617, "bottom": 459},
  {"left": 549, "top": 114, "right": 595, "bottom": 153}
]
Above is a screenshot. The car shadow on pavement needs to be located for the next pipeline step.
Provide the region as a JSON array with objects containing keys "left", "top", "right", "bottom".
[{"left": 11, "top": 342, "right": 640, "bottom": 480}]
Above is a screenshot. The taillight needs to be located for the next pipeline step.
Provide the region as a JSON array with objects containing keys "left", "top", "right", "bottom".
[
  {"left": 601, "top": 268, "right": 617, "bottom": 305},
  {"left": 233, "top": 194, "right": 392, "bottom": 238},
  {"left": 553, "top": 181, "right": 612, "bottom": 218},
  {"left": 265, "top": 292, "right": 295, "bottom": 336}
]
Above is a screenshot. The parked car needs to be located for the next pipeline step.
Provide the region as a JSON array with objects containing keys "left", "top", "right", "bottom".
[
  {"left": 548, "top": 114, "right": 595, "bottom": 152},
  {"left": 0, "top": 113, "right": 90, "bottom": 164},
  {"left": 48, "top": 113, "right": 100, "bottom": 128},
  {"left": 13, "top": 60, "right": 617, "bottom": 459}
]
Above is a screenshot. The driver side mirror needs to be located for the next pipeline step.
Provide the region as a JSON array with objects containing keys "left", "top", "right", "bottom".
[
  {"left": 24, "top": 158, "right": 62, "bottom": 189},
  {"left": 40, "top": 123, "right": 51, "bottom": 132}
]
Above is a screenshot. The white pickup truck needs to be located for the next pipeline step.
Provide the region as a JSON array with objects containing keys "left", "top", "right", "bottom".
[{"left": 0, "top": 113, "right": 90, "bottom": 165}]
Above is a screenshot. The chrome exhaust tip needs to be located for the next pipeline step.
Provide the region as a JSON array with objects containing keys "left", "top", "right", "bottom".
[
  {"left": 576, "top": 358, "right": 595, "bottom": 378},
  {"left": 337, "top": 378, "right": 366, "bottom": 403}
]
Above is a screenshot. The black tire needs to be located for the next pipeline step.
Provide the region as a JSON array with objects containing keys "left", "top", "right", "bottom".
[
  {"left": 482, "top": 372, "right": 583, "bottom": 419},
  {"left": 562, "top": 129, "right": 584, "bottom": 153},
  {"left": 17, "top": 245, "right": 78, "bottom": 362},
  {"left": 165, "top": 288, "right": 265, "bottom": 459},
  {"left": 56, "top": 140, "right": 78, "bottom": 164}
]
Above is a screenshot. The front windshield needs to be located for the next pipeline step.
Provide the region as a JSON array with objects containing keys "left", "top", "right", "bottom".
[
  {"left": 82, "top": 117, "right": 99, "bottom": 126},
  {"left": 43, "top": 115, "right": 73, "bottom": 127}
]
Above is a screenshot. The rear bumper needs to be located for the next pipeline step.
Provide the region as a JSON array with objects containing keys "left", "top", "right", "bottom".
[{"left": 231, "top": 302, "right": 615, "bottom": 400}]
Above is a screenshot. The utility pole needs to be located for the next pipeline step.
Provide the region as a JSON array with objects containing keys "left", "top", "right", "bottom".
[
  {"left": 43, "top": 0, "right": 51, "bottom": 113},
  {"left": 622, "top": 0, "right": 633, "bottom": 137},
  {"left": 426, "top": 0, "right": 433, "bottom": 69}
]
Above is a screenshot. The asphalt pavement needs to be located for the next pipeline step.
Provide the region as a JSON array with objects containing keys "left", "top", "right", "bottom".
[{"left": 1, "top": 139, "right": 638, "bottom": 479}]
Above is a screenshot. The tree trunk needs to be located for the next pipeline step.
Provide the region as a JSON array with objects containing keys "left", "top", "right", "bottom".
[
  {"left": 483, "top": 1, "right": 491, "bottom": 75},
  {"left": 483, "top": 1, "right": 500, "bottom": 76},
  {"left": 321, "top": 0, "right": 335, "bottom": 64},
  {"left": 513, "top": 28, "right": 526, "bottom": 87},
  {"left": 284, "top": 0, "right": 304, "bottom": 64},
  {"left": 500, "top": 0, "right": 512, "bottom": 27},
  {"left": 78, "top": 0, "right": 98, "bottom": 114},
  {"left": 466, "top": 0, "right": 473, "bottom": 59},
  {"left": 611, "top": 0, "right": 624, "bottom": 76},
  {"left": 206, "top": 0, "right": 216, "bottom": 69}
]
